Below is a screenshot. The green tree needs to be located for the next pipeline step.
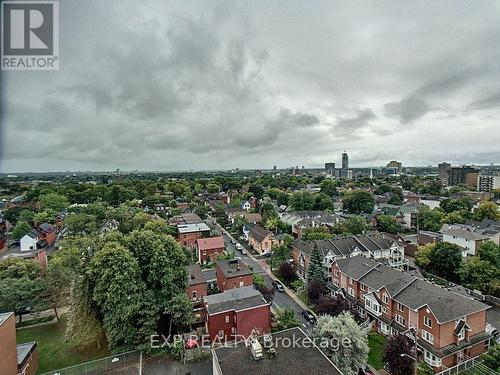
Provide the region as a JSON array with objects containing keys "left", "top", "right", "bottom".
[
  {"left": 314, "top": 193, "right": 334, "bottom": 211},
  {"left": 303, "top": 226, "right": 332, "bottom": 240},
  {"left": 308, "top": 244, "right": 326, "bottom": 285},
  {"left": 481, "top": 343, "right": 500, "bottom": 372},
  {"left": 320, "top": 179, "right": 338, "bottom": 196},
  {"left": 376, "top": 215, "right": 403, "bottom": 234},
  {"left": 39, "top": 192, "right": 70, "bottom": 212},
  {"left": 313, "top": 312, "right": 369, "bottom": 375},
  {"left": 289, "top": 191, "right": 315, "bottom": 211},
  {"left": 417, "top": 207, "right": 445, "bottom": 232},
  {"left": 473, "top": 201, "right": 500, "bottom": 221},
  {"left": 12, "top": 221, "right": 32, "bottom": 240},
  {"left": 164, "top": 294, "right": 195, "bottom": 337},
  {"left": 415, "top": 243, "right": 434, "bottom": 268},
  {"left": 342, "top": 191, "right": 375, "bottom": 214},
  {"left": 64, "top": 213, "right": 98, "bottom": 235},
  {"left": 345, "top": 215, "right": 370, "bottom": 235},
  {"left": 18, "top": 209, "right": 35, "bottom": 223},
  {"left": 276, "top": 308, "right": 300, "bottom": 330},
  {"left": 440, "top": 197, "right": 473, "bottom": 213},
  {"left": 253, "top": 273, "right": 266, "bottom": 289},
  {"left": 477, "top": 241, "right": 500, "bottom": 268},
  {"left": 459, "top": 257, "right": 499, "bottom": 294},
  {"left": 428, "top": 242, "right": 463, "bottom": 282}
]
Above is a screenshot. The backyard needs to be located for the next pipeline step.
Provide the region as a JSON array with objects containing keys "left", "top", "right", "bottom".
[
  {"left": 16, "top": 315, "right": 109, "bottom": 374},
  {"left": 368, "top": 332, "right": 387, "bottom": 370}
]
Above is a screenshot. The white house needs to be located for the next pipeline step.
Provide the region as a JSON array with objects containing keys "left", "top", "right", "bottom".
[
  {"left": 440, "top": 224, "right": 497, "bottom": 256},
  {"left": 20, "top": 232, "right": 38, "bottom": 252}
]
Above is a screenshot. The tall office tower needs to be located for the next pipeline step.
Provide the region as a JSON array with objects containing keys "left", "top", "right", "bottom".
[
  {"left": 325, "top": 162, "right": 335, "bottom": 174},
  {"left": 342, "top": 151, "right": 349, "bottom": 170}
]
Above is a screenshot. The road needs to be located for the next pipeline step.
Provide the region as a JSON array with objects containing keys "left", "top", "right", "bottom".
[{"left": 207, "top": 217, "right": 314, "bottom": 335}]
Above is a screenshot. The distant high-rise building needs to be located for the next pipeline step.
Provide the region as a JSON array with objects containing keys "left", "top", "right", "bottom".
[
  {"left": 438, "top": 162, "right": 451, "bottom": 185},
  {"left": 477, "top": 175, "right": 500, "bottom": 192},
  {"left": 386, "top": 160, "right": 402, "bottom": 169},
  {"left": 325, "top": 162, "right": 335, "bottom": 174},
  {"left": 273, "top": 166, "right": 277, "bottom": 171},
  {"left": 342, "top": 151, "right": 349, "bottom": 170},
  {"left": 448, "top": 166, "right": 479, "bottom": 187}
]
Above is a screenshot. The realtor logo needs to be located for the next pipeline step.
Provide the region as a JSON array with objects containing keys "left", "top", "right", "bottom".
[{"left": 1, "top": 0, "right": 59, "bottom": 70}]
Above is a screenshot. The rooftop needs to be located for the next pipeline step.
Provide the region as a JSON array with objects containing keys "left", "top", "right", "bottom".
[
  {"left": 187, "top": 264, "right": 206, "bottom": 286},
  {"left": 0, "top": 312, "right": 14, "bottom": 326},
  {"left": 212, "top": 327, "right": 342, "bottom": 375},
  {"left": 197, "top": 236, "right": 225, "bottom": 251},
  {"left": 177, "top": 222, "right": 211, "bottom": 234},
  {"left": 216, "top": 259, "right": 252, "bottom": 279},
  {"left": 203, "top": 286, "right": 267, "bottom": 315}
]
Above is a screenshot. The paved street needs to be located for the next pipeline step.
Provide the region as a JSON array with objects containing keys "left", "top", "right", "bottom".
[{"left": 207, "top": 218, "right": 314, "bottom": 334}]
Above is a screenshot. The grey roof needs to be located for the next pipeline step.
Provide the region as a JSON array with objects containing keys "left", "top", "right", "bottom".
[
  {"left": 213, "top": 327, "right": 342, "bottom": 375},
  {"left": 336, "top": 256, "right": 379, "bottom": 280},
  {"left": 0, "top": 312, "right": 14, "bottom": 326},
  {"left": 17, "top": 342, "right": 37, "bottom": 366},
  {"left": 249, "top": 225, "right": 273, "bottom": 243},
  {"left": 359, "top": 265, "right": 415, "bottom": 296},
  {"left": 442, "top": 228, "right": 490, "bottom": 240},
  {"left": 38, "top": 222, "right": 54, "bottom": 232},
  {"left": 216, "top": 259, "right": 252, "bottom": 279},
  {"left": 177, "top": 222, "right": 210, "bottom": 234},
  {"left": 394, "top": 278, "right": 489, "bottom": 323},
  {"left": 203, "top": 286, "right": 267, "bottom": 314},
  {"left": 187, "top": 264, "right": 205, "bottom": 286}
]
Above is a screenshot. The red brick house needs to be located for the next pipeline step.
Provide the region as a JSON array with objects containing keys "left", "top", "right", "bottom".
[
  {"left": 330, "top": 256, "right": 491, "bottom": 372},
  {"left": 0, "top": 312, "right": 39, "bottom": 375},
  {"left": 186, "top": 264, "right": 208, "bottom": 301},
  {"left": 36, "top": 223, "right": 56, "bottom": 246},
  {"left": 177, "top": 222, "right": 211, "bottom": 248},
  {"left": 248, "top": 225, "right": 283, "bottom": 255},
  {"left": 215, "top": 259, "right": 253, "bottom": 291},
  {"left": 203, "top": 286, "right": 271, "bottom": 342},
  {"left": 197, "top": 236, "right": 225, "bottom": 263}
]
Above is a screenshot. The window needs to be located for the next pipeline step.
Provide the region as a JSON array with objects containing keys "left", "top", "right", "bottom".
[
  {"left": 350, "top": 278, "right": 354, "bottom": 285},
  {"left": 348, "top": 287, "right": 355, "bottom": 297},
  {"left": 424, "top": 316, "right": 432, "bottom": 328},
  {"left": 397, "top": 302, "right": 404, "bottom": 312},
  {"left": 383, "top": 294, "right": 388, "bottom": 304},
  {"left": 383, "top": 307, "right": 389, "bottom": 314},
  {"left": 360, "top": 283, "right": 366, "bottom": 291},
  {"left": 225, "top": 315, "right": 230, "bottom": 323},
  {"left": 424, "top": 350, "right": 442, "bottom": 367},
  {"left": 334, "top": 269, "right": 339, "bottom": 276},
  {"left": 380, "top": 322, "right": 389, "bottom": 335},
  {"left": 458, "top": 328, "right": 465, "bottom": 340},
  {"left": 218, "top": 330, "right": 224, "bottom": 339},
  {"left": 239, "top": 281, "right": 244, "bottom": 287},
  {"left": 422, "top": 330, "right": 434, "bottom": 344},
  {"left": 192, "top": 291, "right": 197, "bottom": 298},
  {"left": 395, "top": 314, "right": 406, "bottom": 326}
]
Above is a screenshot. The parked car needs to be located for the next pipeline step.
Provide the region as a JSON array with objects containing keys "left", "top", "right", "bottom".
[
  {"left": 235, "top": 243, "right": 243, "bottom": 250},
  {"left": 231, "top": 238, "right": 236, "bottom": 244},
  {"left": 302, "top": 310, "right": 316, "bottom": 324},
  {"left": 358, "top": 366, "right": 374, "bottom": 375},
  {"left": 273, "top": 280, "right": 285, "bottom": 292}
]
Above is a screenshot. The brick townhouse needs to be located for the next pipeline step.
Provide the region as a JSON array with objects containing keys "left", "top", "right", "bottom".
[
  {"left": 0, "top": 312, "right": 39, "bottom": 375},
  {"left": 196, "top": 236, "right": 225, "bottom": 263},
  {"left": 330, "top": 256, "right": 491, "bottom": 372},
  {"left": 292, "top": 231, "right": 407, "bottom": 281},
  {"left": 203, "top": 286, "right": 271, "bottom": 342},
  {"left": 177, "top": 222, "right": 211, "bottom": 248},
  {"left": 186, "top": 264, "right": 208, "bottom": 301},
  {"left": 215, "top": 259, "right": 253, "bottom": 291}
]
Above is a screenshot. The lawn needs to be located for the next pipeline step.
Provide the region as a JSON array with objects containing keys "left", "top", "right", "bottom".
[
  {"left": 368, "top": 332, "right": 387, "bottom": 370},
  {"left": 16, "top": 315, "right": 109, "bottom": 374},
  {"left": 297, "top": 289, "right": 309, "bottom": 306}
]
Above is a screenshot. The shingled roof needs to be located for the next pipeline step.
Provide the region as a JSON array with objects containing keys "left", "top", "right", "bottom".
[{"left": 203, "top": 286, "right": 267, "bottom": 315}]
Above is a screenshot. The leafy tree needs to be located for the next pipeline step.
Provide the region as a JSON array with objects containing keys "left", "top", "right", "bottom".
[
  {"left": 302, "top": 226, "right": 332, "bottom": 240},
  {"left": 387, "top": 194, "right": 403, "bottom": 206},
  {"left": 307, "top": 244, "right": 326, "bottom": 285},
  {"left": 39, "top": 192, "right": 70, "bottom": 212},
  {"left": 313, "top": 312, "right": 369, "bottom": 375},
  {"left": 428, "top": 242, "right": 463, "bottom": 282},
  {"left": 307, "top": 279, "right": 326, "bottom": 305},
  {"left": 164, "top": 294, "right": 195, "bottom": 337},
  {"left": 320, "top": 179, "right": 338, "bottom": 197},
  {"left": 414, "top": 244, "right": 434, "bottom": 268},
  {"left": 342, "top": 191, "right": 375, "bottom": 214},
  {"left": 314, "top": 193, "right": 334, "bottom": 211},
  {"left": 278, "top": 262, "right": 298, "bottom": 285},
  {"left": 89, "top": 242, "right": 146, "bottom": 351},
  {"left": 12, "top": 221, "right": 32, "bottom": 240},
  {"left": 477, "top": 241, "right": 500, "bottom": 268},
  {"left": 65, "top": 278, "right": 104, "bottom": 350},
  {"left": 265, "top": 216, "right": 279, "bottom": 234},
  {"left": 473, "top": 201, "right": 500, "bottom": 221},
  {"left": 194, "top": 205, "right": 209, "bottom": 219},
  {"left": 384, "top": 334, "right": 414, "bottom": 375},
  {"left": 440, "top": 197, "right": 473, "bottom": 213},
  {"left": 289, "top": 191, "right": 315, "bottom": 211},
  {"left": 459, "top": 257, "right": 499, "bottom": 295},
  {"left": 253, "top": 273, "right": 266, "bottom": 289},
  {"left": 315, "top": 294, "right": 351, "bottom": 316},
  {"left": 258, "top": 285, "right": 275, "bottom": 302},
  {"left": 481, "top": 343, "right": 500, "bottom": 372},
  {"left": 64, "top": 213, "right": 98, "bottom": 235},
  {"left": 249, "top": 184, "right": 264, "bottom": 199},
  {"left": 33, "top": 209, "right": 57, "bottom": 224},
  {"left": 276, "top": 308, "right": 300, "bottom": 330},
  {"left": 417, "top": 207, "right": 445, "bottom": 232},
  {"left": 345, "top": 215, "right": 370, "bottom": 235},
  {"left": 442, "top": 211, "right": 466, "bottom": 225},
  {"left": 0, "top": 257, "right": 41, "bottom": 279},
  {"left": 18, "top": 209, "right": 35, "bottom": 223},
  {"left": 206, "top": 183, "right": 221, "bottom": 194},
  {"left": 376, "top": 215, "right": 403, "bottom": 234}
]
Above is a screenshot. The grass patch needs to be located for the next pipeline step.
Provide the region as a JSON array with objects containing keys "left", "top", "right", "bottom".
[
  {"left": 16, "top": 314, "right": 109, "bottom": 374},
  {"left": 368, "top": 332, "right": 387, "bottom": 370},
  {"left": 297, "top": 290, "right": 309, "bottom": 306}
]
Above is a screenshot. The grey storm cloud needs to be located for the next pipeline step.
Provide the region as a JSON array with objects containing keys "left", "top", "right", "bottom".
[{"left": 1, "top": 0, "right": 500, "bottom": 172}]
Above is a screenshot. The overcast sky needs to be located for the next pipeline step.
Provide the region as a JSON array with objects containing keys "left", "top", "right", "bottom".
[{"left": 2, "top": 0, "right": 500, "bottom": 172}]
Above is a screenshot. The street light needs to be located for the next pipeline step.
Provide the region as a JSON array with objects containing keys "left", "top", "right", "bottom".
[{"left": 400, "top": 353, "right": 418, "bottom": 375}]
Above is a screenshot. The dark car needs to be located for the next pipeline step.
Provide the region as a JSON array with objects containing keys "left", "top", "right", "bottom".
[
  {"left": 358, "top": 366, "right": 374, "bottom": 375},
  {"left": 272, "top": 280, "right": 285, "bottom": 292},
  {"left": 302, "top": 310, "right": 317, "bottom": 324}
]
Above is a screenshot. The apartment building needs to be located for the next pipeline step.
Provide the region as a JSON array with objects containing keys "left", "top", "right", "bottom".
[
  {"left": 292, "top": 231, "right": 407, "bottom": 281},
  {"left": 331, "top": 256, "right": 491, "bottom": 372}
]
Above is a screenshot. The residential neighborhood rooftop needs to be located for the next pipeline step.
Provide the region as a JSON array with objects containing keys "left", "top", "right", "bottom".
[
  {"left": 197, "top": 236, "right": 224, "bottom": 251},
  {"left": 203, "top": 286, "right": 267, "bottom": 314},
  {"left": 187, "top": 264, "right": 206, "bottom": 286},
  {"left": 212, "top": 327, "right": 343, "bottom": 375},
  {"left": 216, "top": 259, "right": 252, "bottom": 279},
  {"left": 177, "top": 222, "right": 210, "bottom": 234}
]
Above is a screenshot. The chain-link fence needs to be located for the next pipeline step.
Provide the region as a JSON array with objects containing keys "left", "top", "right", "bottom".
[{"left": 39, "top": 350, "right": 142, "bottom": 375}]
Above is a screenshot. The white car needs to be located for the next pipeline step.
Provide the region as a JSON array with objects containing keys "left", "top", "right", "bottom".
[{"left": 235, "top": 243, "right": 243, "bottom": 250}]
